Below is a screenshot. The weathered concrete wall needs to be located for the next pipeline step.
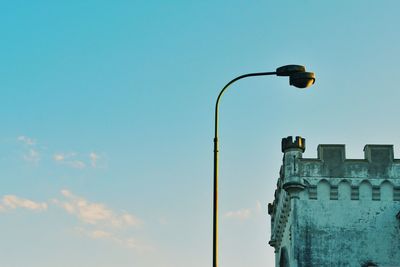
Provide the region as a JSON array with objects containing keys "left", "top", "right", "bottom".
[
  {"left": 296, "top": 195, "right": 400, "bottom": 267},
  {"left": 269, "top": 137, "right": 400, "bottom": 267}
]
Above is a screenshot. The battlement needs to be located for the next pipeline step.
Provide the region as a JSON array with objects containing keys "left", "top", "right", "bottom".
[
  {"left": 280, "top": 137, "right": 400, "bottom": 179},
  {"left": 279, "top": 139, "right": 400, "bottom": 200},
  {"left": 317, "top": 144, "right": 394, "bottom": 164},
  {"left": 300, "top": 144, "right": 400, "bottom": 178}
]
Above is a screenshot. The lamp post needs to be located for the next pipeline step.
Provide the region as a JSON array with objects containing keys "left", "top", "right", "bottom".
[{"left": 212, "top": 65, "right": 315, "bottom": 267}]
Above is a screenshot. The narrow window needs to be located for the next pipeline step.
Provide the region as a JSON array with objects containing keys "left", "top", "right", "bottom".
[
  {"left": 361, "top": 261, "right": 378, "bottom": 267},
  {"left": 279, "top": 247, "right": 290, "bottom": 267}
]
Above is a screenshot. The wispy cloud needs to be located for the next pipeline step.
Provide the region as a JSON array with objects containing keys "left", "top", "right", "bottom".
[
  {"left": 224, "top": 201, "right": 265, "bottom": 221},
  {"left": 23, "top": 148, "right": 40, "bottom": 163},
  {"left": 224, "top": 208, "right": 252, "bottom": 220},
  {"left": 1, "top": 195, "right": 47, "bottom": 211},
  {"left": 88, "top": 152, "right": 107, "bottom": 169},
  {"left": 53, "top": 153, "right": 86, "bottom": 169},
  {"left": 53, "top": 154, "right": 65, "bottom": 161},
  {"left": 120, "top": 237, "right": 152, "bottom": 252},
  {"left": 55, "top": 190, "right": 148, "bottom": 252},
  {"left": 17, "top": 135, "right": 40, "bottom": 163},
  {"left": 54, "top": 189, "right": 141, "bottom": 228},
  {"left": 88, "top": 229, "right": 113, "bottom": 239},
  {"left": 76, "top": 227, "right": 152, "bottom": 252},
  {"left": 256, "top": 200, "right": 263, "bottom": 213},
  {"left": 15, "top": 135, "right": 106, "bottom": 170},
  {"left": 0, "top": 190, "right": 148, "bottom": 252},
  {"left": 17, "top": 136, "right": 36, "bottom": 146},
  {"left": 53, "top": 152, "right": 104, "bottom": 169},
  {"left": 89, "top": 152, "right": 99, "bottom": 167}
]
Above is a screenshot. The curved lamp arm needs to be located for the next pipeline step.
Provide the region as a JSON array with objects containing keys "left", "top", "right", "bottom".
[{"left": 214, "top": 71, "right": 276, "bottom": 139}]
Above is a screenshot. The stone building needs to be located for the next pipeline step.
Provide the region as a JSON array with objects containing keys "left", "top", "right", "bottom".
[{"left": 268, "top": 136, "right": 400, "bottom": 267}]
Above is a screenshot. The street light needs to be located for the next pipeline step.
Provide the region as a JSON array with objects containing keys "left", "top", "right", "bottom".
[{"left": 212, "top": 65, "right": 315, "bottom": 267}]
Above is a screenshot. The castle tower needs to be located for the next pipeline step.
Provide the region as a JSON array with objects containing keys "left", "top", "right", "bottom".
[{"left": 268, "top": 136, "right": 400, "bottom": 267}]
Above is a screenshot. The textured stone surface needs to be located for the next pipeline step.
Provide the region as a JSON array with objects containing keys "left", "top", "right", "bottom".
[{"left": 269, "top": 137, "right": 400, "bottom": 267}]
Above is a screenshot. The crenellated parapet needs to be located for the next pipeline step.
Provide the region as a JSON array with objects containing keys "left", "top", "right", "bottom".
[{"left": 301, "top": 144, "right": 400, "bottom": 179}]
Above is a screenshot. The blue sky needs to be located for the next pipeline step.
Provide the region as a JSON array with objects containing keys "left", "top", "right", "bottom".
[{"left": 1, "top": 1, "right": 400, "bottom": 266}]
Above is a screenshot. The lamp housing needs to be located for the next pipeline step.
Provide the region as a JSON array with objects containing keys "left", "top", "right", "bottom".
[
  {"left": 289, "top": 72, "right": 315, "bottom": 88},
  {"left": 276, "top": 65, "right": 306, "bottom": 76}
]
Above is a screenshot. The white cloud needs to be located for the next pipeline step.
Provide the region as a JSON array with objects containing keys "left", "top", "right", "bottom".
[
  {"left": 53, "top": 154, "right": 65, "bottom": 161},
  {"left": 53, "top": 153, "right": 86, "bottom": 169},
  {"left": 17, "top": 136, "right": 41, "bottom": 163},
  {"left": 76, "top": 227, "right": 152, "bottom": 252},
  {"left": 256, "top": 200, "right": 263, "bottom": 213},
  {"left": 17, "top": 135, "right": 41, "bottom": 164},
  {"left": 89, "top": 152, "right": 99, "bottom": 167},
  {"left": 224, "top": 208, "right": 252, "bottom": 220},
  {"left": 17, "top": 136, "right": 36, "bottom": 146},
  {"left": 23, "top": 148, "right": 40, "bottom": 163},
  {"left": 88, "top": 229, "right": 113, "bottom": 239},
  {"left": 56, "top": 190, "right": 141, "bottom": 228},
  {"left": 54, "top": 191, "right": 148, "bottom": 252},
  {"left": 224, "top": 201, "right": 266, "bottom": 220},
  {"left": 67, "top": 191, "right": 150, "bottom": 252},
  {"left": 120, "top": 237, "right": 152, "bottom": 252},
  {"left": 69, "top": 160, "right": 86, "bottom": 169},
  {"left": 56, "top": 190, "right": 148, "bottom": 251},
  {"left": 16, "top": 136, "right": 104, "bottom": 169},
  {"left": 2, "top": 195, "right": 47, "bottom": 211}
]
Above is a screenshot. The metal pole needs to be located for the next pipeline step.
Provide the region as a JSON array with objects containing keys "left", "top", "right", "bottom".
[{"left": 213, "top": 71, "right": 276, "bottom": 267}]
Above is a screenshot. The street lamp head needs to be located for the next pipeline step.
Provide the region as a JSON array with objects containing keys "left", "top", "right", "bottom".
[
  {"left": 289, "top": 72, "right": 316, "bottom": 89},
  {"left": 276, "top": 65, "right": 306, "bottom": 76}
]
